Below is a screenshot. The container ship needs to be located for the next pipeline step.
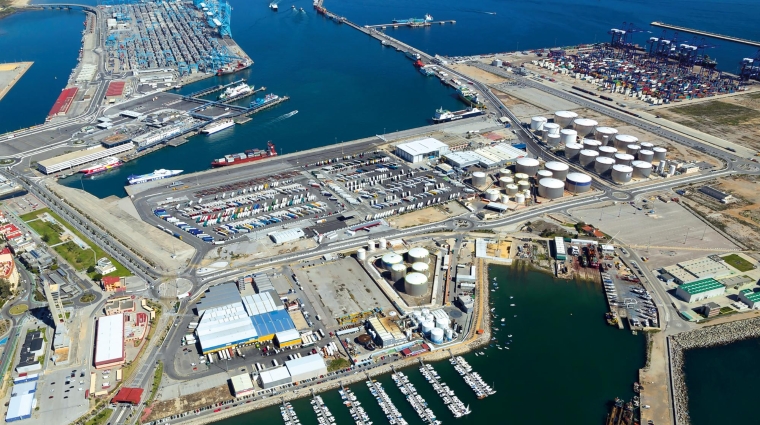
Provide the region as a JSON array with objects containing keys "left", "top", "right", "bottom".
[
  {"left": 211, "top": 141, "right": 277, "bottom": 167},
  {"left": 79, "top": 157, "right": 122, "bottom": 176},
  {"left": 217, "top": 59, "right": 252, "bottom": 76},
  {"left": 127, "top": 169, "right": 183, "bottom": 185},
  {"left": 202, "top": 118, "right": 235, "bottom": 135},
  {"left": 218, "top": 83, "right": 253, "bottom": 100},
  {"left": 432, "top": 107, "right": 483, "bottom": 123},
  {"left": 249, "top": 93, "right": 280, "bottom": 108}
]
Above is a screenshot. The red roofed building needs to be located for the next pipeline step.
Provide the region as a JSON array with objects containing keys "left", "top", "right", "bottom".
[
  {"left": 581, "top": 225, "right": 605, "bottom": 238},
  {"left": 0, "top": 248, "right": 19, "bottom": 291},
  {"left": 105, "top": 81, "right": 126, "bottom": 102},
  {"left": 101, "top": 276, "right": 125, "bottom": 292},
  {"left": 111, "top": 387, "right": 144, "bottom": 405},
  {"left": 47, "top": 87, "right": 79, "bottom": 119},
  {"left": 0, "top": 223, "right": 23, "bottom": 241}
]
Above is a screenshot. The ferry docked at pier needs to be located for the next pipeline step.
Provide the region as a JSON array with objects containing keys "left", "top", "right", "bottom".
[
  {"left": 218, "top": 83, "right": 252, "bottom": 100},
  {"left": 127, "top": 169, "right": 183, "bottom": 185},
  {"left": 202, "top": 118, "right": 235, "bottom": 135},
  {"left": 249, "top": 93, "right": 280, "bottom": 108},
  {"left": 211, "top": 141, "right": 277, "bottom": 167},
  {"left": 431, "top": 107, "right": 483, "bottom": 123},
  {"left": 457, "top": 86, "right": 482, "bottom": 106},
  {"left": 79, "top": 157, "right": 122, "bottom": 175}
]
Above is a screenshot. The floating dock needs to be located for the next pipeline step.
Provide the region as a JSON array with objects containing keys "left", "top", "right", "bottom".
[
  {"left": 339, "top": 384, "right": 372, "bottom": 425},
  {"left": 280, "top": 401, "right": 301, "bottom": 425},
  {"left": 391, "top": 370, "right": 439, "bottom": 424},
  {"left": 310, "top": 393, "right": 335, "bottom": 425},
  {"left": 650, "top": 22, "right": 760, "bottom": 48},
  {"left": 419, "top": 360, "right": 470, "bottom": 418},
  {"left": 366, "top": 378, "right": 408, "bottom": 425}
]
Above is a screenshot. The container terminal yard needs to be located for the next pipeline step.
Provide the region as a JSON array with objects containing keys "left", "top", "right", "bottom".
[{"left": 1, "top": 2, "right": 760, "bottom": 425}]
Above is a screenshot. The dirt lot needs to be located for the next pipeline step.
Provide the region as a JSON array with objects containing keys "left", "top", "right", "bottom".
[
  {"left": 145, "top": 385, "right": 232, "bottom": 422},
  {"left": 658, "top": 93, "right": 760, "bottom": 152},
  {"left": 390, "top": 201, "right": 468, "bottom": 229},
  {"left": 449, "top": 63, "right": 508, "bottom": 84}
]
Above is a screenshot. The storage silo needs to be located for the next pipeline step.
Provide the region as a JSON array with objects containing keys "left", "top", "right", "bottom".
[
  {"left": 382, "top": 252, "right": 404, "bottom": 269},
  {"left": 614, "top": 134, "right": 638, "bottom": 150},
  {"left": 626, "top": 144, "right": 641, "bottom": 156},
  {"left": 411, "top": 262, "right": 430, "bottom": 278},
  {"left": 564, "top": 142, "right": 583, "bottom": 161},
  {"left": 594, "top": 156, "right": 615, "bottom": 175},
  {"left": 583, "top": 138, "right": 602, "bottom": 151},
  {"left": 378, "top": 238, "right": 388, "bottom": 250},
  {"left": 544, "top": 161, "right": 569, "bottom": 181},
  {"left": 421, "top": 320, "right": 435, "bottom": 335},
  {"left": 368, "top": 240, "right": 376, "bottom": 252},
  {"left": 595, "top": 127, "right": 618, "bottom": 144},
  {"left": 640, "top": 142, "right": 654, "bottom": 150},
  {"left": 514, "top": 173, "right": 529, "bottom": 182},
  {"left": 505, "top": 184, "right": 519, "bottom": 195},
  {"left": 536, "top": 169, "right": 553, "bottom": 180},
  {"left": 598, "top": 146, "right": 618, "bottom": 158},
  {"left": 579, "top": 149, "right": 600, "bottom": 168},
  {"left": 611, "top": 164, "right": 634, "bottom": 184},
  {"left": 472, "top": 171, "right": 487, "bottom": 187},
  {"left": 530, "top": 116, "right": 548, "bottom": 131},
  {"left": 573, "top": 118, "right": 598, "bottom": 138},
  {"left": 390, "top": 263, "right": 407, "bottom": 282},
  {"left": 498, "top": 168, "right": 512, "bottom": 177},
  {"left": 499, "top": 176, "right": 514, "bottom": 188},
  {"left": 632, "top": 160, "right": 653, "bottom": 178},
  {"left": 357, "top": 248, "right": 367, "bottom": 261},
  {"left": 653, "top": 147, "right": 667, "bottom": 161},
  {"left": 485, "top": 188, "right": 501, "bottom": 201},
  {"left": 517, "top": 180, "right": 530, "bottom": 192},
  {"left": 404, "top": 272, "right": 428, "bottom": 296},
  {"left": 538, "top": 178, "right": 565, "bottom": 199},
  {"left": 430, "top": 328, "right": 444, "bottom": 344},
  {"left": 565, "top": 172, "right": 592, "bottom": 193},
  {"left": 560, "top": 129, "right": 577, "bottom": 145},
  {"left": 514, "top": 193, "right": 526, "bottom": 204},
  {"left": 614, "top": 153, "right": 634, "bottom": 166},
  {"left": 516, "top": 157, "right": 540, "bottom": 176},
  {"left": 637, "top": 149, "right": 654, "bottom": 163},
  {"left": 407, "top": 247, "right": 430, "bottom": 264},
  {"left": 546, "top": 133, "right": 561, "bottom": 147},
  {"left": 554, "top": 110, "right": 578, "bottom": 128}
]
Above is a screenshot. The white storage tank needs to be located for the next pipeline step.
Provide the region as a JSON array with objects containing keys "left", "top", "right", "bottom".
[
  {"left": 530, "top": 116, "right": 548, "bottom": 131},
  {"left": 407, "top": 247, "right": 430, "bottom": 264},
  {"left": 514, "top": 193, "right": 526, "bottom": 205},
  {"left": 582, "top": 138, "right": 602, "bottom": 151},
  {"left": 653, "top": 147, "right": 667, "bottom": 161},
  {"left": 594, "top": 156, "right": 615, "bottom": 175},
  {"left": 514, "top": 173, "right": 529, "bottom": 182},
  {"left": 421, "top": 320, "right": 435, "bottom": 335},
  {"left": 632, "top": 160, "right": 653, "bottom": 178},
  {"left": 637, "top": 149, "right": 654, "bottom": 163},
  {"left": 404, "top": 272, "right": 428, "bottom": 296},
  {"left": 498, "top": 168, "right": 512, "bottom": 177},
  {"left": 579, "top": 149, "right": 600, "bottom": 168},
  {"left": 517, "top": 180, "right": 530, "bottom": 192},
  {"left": 485, "top": 188, "right": 501, "bottom": 201},
  {"left": 560, "top": 129, "right": 577, "bottom": 145},
  {"left": 516, "top": 157, "right": 540, "bottom": 176},
  {"left": 382, "top": 252, "right": 404, "bottom": 269},
  {"left": 614, "top": 153, "right": 634, "bottom": 166},
  {"left": 444, "top": 327, "right": 453, "bottom": 340},
  {"left": 554, "top": 110, "right": 578, "bottom": 128},
  {"left": 564, "top": 142, "right": 583, "bottom": 161},
  {"left": 614, "top": 134, "right": 638, "bottom": 150},
  {"left": 505, "top": 184, "right": 519, "bottom": 196},
  {"left": 640, "top": 142, "right": 654, "bottom": 150},
  {"left": 538, "top": 178, "right": 565, "bottom": 199},
  {"left": 492, "top": 59, "right": 503, "bottom": 67},
  {"left": 595, "top": 126, "right": 618, "bottom": 144},
  {"left": 536, "top": 169, "right": 553, "bottom": 180},
  {"left": 573, "top": 118, "right": 598, "bottom": 138},
  {"left": 565, "top": 172, "right": 592, "bottom": 193},
  {"left": 598, "top": 146, "right": 618, "bottom": 158},
  {"left": 626, "top": 144, "right": 641, "bottom": 156},
  {"left": 668, "top": 164, "right": 677, "bottom": 176},
  {"left": 499, "top": 176, "right": 514, "bottom": 188},
  {"left": 430, "top": 327, "right": 444, "bottom": 344},
  {"left": 544, "top": 161, "right": 569, "bottom": 181},
  {"left": 611, "top": 164, "right": 633, "bottom": 184},
  {"left": 368, "top": 240, "right": 376, "bottom": 252},
  {"left": 390, "top": 263, "right": 407, "bottom": 282},
  {"left": 546, "top": 133, "right": 561, "bottom": 147},
  {"left": 411, "top": 262, "right": 430, "bottom": 277},
  {"left": 472, "top": 171, "right": 487, "bottom": 187},
  {"left": 357, "top": 248, "right": 367, "bottom": 261},
  {"left": 501, "top": 194, "right": 510, "bottom": 203},
  {"left": 378, "top": 238, "right": 388, "bottom": 250},
  {"left": 543, "top": 122, "right": 561, "bottom": 136}
]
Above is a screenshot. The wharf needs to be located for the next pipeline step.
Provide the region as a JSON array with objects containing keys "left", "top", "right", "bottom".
[
  {"left": 650, "top": 22, "right": 760, "bottom": 47},
  {"left": 168, "top": 137, "right": 189, "bottom": 147},
  {"left": 234, "top": 117, "right": 252, "bottom": 125},
  {"left": 309, "top": 393, "right": 335, "bottom": 425}
]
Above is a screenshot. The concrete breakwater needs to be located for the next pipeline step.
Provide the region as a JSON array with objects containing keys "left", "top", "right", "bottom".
[{"left": 669, "top": 317, "right": 760, "bottom": 425}]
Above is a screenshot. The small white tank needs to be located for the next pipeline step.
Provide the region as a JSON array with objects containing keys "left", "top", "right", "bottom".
[
  {"left": 554, "top": 110, "right": 578, "bottom": 127},
  {"left": 598, "top": 146, "right": 618, "bottom": 158},
  {"left": 640, "top": 142, "right": 654, "bottom": 150},
  {"left": 485, "top": 188, "right": 501, "bottom": 201},
  {"left": 357, "top": 248, "right": 367, "bottom": 261},
  {"left": 564, "top": 142, "right": 583, "bottom": 160},
  {"left": 582, "top": 139, "right": 602, "bottom": 151},
  {"left": 499, "top": 176, "right": 514, "bottom": 187},
  {"left": 517, "top": 180, "right": 530, "bottom": 192},
  {"left": 472, "top": 171, "right": 487, "bottom": 187},
  {"left": 560, "top": 129, "right": 577, "bottom": 145},
  {"left": 653, "top": 147, "right": 667, "bottom": 161},
  {"left": 411, "top": 262, "right": 430, "bottom": 277},
  {"left": 421, "top": 320, "right": 435, "bottom": 335},
  {"left": 614, "top": 134, "right": 638, "bottom": 150},
  {"left": 515, "top": 193, "right": 526, "bottom": 204},
  {"left": 637, "top": 149, "right": 654, "bottom": 163},
  {"left": 530, "top": 116, "right": 548, "bottom": 131},
  {"left": 614, "top": 153, "right": 635, "bottom": 166},
  {"left": 546, "top": 133, "right": 561, "bottom": 147},
  {"left": 367, "top": 239, "right": 376, "bottom": 252},
  {"left": 579, "top": 149, "right": 600, "bottom": 168},
  {"left": 626, "top": 144, "right": 641, "bottom": 156},
  {"left": 573, "top": 118, "right": 598, "bottom": 138},
  {"left": 390, "top": 263, "right": 407, "bottom": 281},
  {"left": 514, "top": 173, "right": 529, "bottom": 181},
  {"left": 595, "top": 126, "right": 618, "bottom": 144},
  {"left": 378, "top": 238, "right": 388, "bottom": 250},
  {"left": 594, "top": 156, "right": 615, "bottom": 175},
  {"left": 536, "top": 169, "right": 553, "bottom": 180},
  {"left": 498, "top": 168, "right": 512, "bottom": 177},
  {"left": 430, "top": 327, "right": 444, "bottom": 344},
  {"left": 543, "top": 122, "right": 561, "bottom": 135},
  {"left": 505, "top": 184, "right": 519, "bottom": 196}
]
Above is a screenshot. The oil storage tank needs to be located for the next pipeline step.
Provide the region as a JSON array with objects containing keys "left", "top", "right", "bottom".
[
  {"left": 382, "top": 252, "right": 404, "bottom": 269},
  {"left": 598, "top": 146, "right": 617, "bottom": 158},
  {"left": 653, "top": 147, "right": 667, "bottom": 161},
  {"left": 407, "top": 247, "right": 430, "bottom": 264},
  {"left": 514, "top": 173, "right": 529, "bottom": 182},
  {"left": 573, "top": 118, "right": 598, "bottom": 138},
  {"left": 517, "top": 180, "right": 530, "bottom": 192},
  {"left": 614, "top": 134, "right": 638, "bottom": 150},
  {"left": 357, "top": 248, "right": 367, "bottom": 261},
  {"left": 611, "top": 164, "right": 633, "bottom": 184},
  {"left": 430, "top": 328, "right": 444, "bottom": 344},
  {"left": 411, "top": 262, "right": 430, "bottom": 278},
  {"left": 560, "top": 129, "right": 577, "bottom": 145},
  {"left": 498, "top": 168, "right": 511, "bottom": 177},
  {"left": 421, "top": 320, "right": 435, "bottom": 335},
  {"left": 640, "top": 142, "right": 654, "bottom": 150},
  {"left": 566, "top": 172, "right": 592, "bottom": 193},
  {"left": 390, "top": 263, "right": 407, "bottom": 282},
  {"left": 505, "top": 184, "right": 519, "bottom": 196},
  {"left": 626, "top": 144, "right": 641, "bottom": 156},
  {"left": 514, "top": 193, "right": 525, "bottom": 204},
  {"left": 546, "top": 133, "right": 561, "bottom": 147},
  {"left": 637, "top": 149, "right": 654, "bottom": 163},
  {"left": 499, "top": 176, "right": 514, "bottom": 188},
  {"left": 404, "top": 272, "right": 428, "bottom": 296},
  {"left": 530, "top": 116, "right": 547, "bottom": 131},
  {"left": 582, "top": 138, "right": 602, "bottom": 151},
  {"left": 544, "top": 161, "right": 569, "bottom": 181},
  {"left": 471, "top": 171, "right": 487, "bottom": 187},
  {"left": 632, "top": 160, "right": 653, "bottom": 178},
  {"left": 538, "top": 178, "right": 565, "bottom": 199},
  {"left": 594, "top": 156, "right": 615, "bottom": 175},
  {"left": 485, "top": 188, "right": 501, "bottom": 201},
  {"left": 543, "top": 122, "right": 561, "bottom": 136},
  {"left": 516, "top": 157, "right": 540, "bottom": 176},
  {"left": 536, "top": 169, "right": 553, "bottom": 180},
  {"left": 564, "top": 142, "right": 583, "bottom": 161},
  {"left": 554, "top": 111, "right": 578, "bottom": 128},
  {"left": 579, "top": 149, "right": 599, "bottom": 168},
  {"left": 614, "top": 153, "right": 634, "bottom": 166},
  {"left": 595, "top": 126, "right": 618, "bottom": 144}
]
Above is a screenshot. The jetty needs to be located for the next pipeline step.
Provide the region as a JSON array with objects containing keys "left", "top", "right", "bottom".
[
  {"left": 339, "top": 384, "right": 373, "bottom": 425},
  {"left": 365, "top": 20, "right": 455, "bottom": 29},
  {"left": 449, "top": 356, "right": 495, "bottom": 399},
  {"left": 310, "top": 393, "right": 336, "bottom": 425},
  {"left": 366, "top": 378, "right": 408, "bottom": 425},
  {"left": 650, "top": 22, "right": 760, "bottom": 48},
  {"left": 419, "top": 361, "right": 470, "bottom": 418},
  {"left": 280, "top": 401, "right": 301, "bottom": 425},
  {"left": 391, "top": 370, "right": 440, "bottom": 424}
]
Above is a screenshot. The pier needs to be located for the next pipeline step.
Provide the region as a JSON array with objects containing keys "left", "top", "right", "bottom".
[
  {"left": 310, "top": 393, "right": 335, "bottom": 425},
  {"left": 419, "top": 360, "right": 470, "bottom": 418},
  {"left": 449, "top": 356, "right": 495, "bottom": 399},
  {"left": 186, "top": 79, "right": 247, "bottom": 99},
  {"left": 280, "top": 401, "right": 301, "bottom": 425},
  {"left": 366, "top": 378, "right": 408, "bottom": 425},
  {"left": 339, "top": 384, "right": 372, "bottom": 425},
  {"left": 366, "top": 20, "right": 455, "bottom": 29},
  {"left": 222, "top": 86, "right": 266, "bottom": 104},
  {"left": 650, "top": 22, "right": 760, "bottom": 48},
  {"left": 391, "top": 370, "right": 440, "bottom": 424}
]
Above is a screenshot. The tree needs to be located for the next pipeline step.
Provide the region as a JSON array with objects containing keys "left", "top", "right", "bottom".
[
  {"left": 574, "top": 221, "right": 586, "bottom": 232},
  {"left": 0, "top": 278, "right": 11, "bottom": 299},
  {"left": 86, "top": 265, "right": 96, "bottom": 273},
  {"left": 93, "top": 273, "right": 103, "bottom": 281},
  {"left": 41, "top": 234, "right": 50, "bottom": 243}
]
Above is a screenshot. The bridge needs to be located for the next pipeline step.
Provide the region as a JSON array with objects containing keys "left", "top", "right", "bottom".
[{"left": 651, "top": 21, "right": 760, "bottom": 48}]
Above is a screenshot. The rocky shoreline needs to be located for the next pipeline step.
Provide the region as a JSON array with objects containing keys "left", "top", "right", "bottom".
[{"left": 669, "top": 317, "right": 760, "bottom": 425}]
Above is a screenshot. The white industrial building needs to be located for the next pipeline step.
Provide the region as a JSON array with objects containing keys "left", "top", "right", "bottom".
[
  {"left": 37, "top": 143, "right": 133, "bottom": 175},
  {"left": 367, "top": 316, "right": 406, "bottom": 347},
  {"left": 230, "top": 373, "right": 255, "bottom": 397},
  {"left": 674, "top": 278, "right": 726, "bottom": 303},
  {"left": 5, "top": 381, "right": 37, "bottom": 422},
  {"left": 259, "top": 366, "right": 292, "bottom": 389},
  {"left": 94, "top": 313, "right": 125, "bottom": 369},
  {"left": 270, "top": 228, "right": 305, "bottom": 244},
  {"left": 286, "top": 354, "right": 328, "bottom": 383},
  {"left": 443, "top": 143, "right": 526, "bottom": 169},
  {"left": 394, "top": 138, "right": 450, "bottom": 163}
]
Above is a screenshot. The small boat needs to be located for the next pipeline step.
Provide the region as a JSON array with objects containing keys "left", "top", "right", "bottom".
[
  {"left": 291, "top": 4, "right": 295, "bottom": 8},
  {"left": 510, "top": 304, "right": 515, "bottom": 306},
  {"left": 500, "top": 318, "right": 505, "bottom": 322}
]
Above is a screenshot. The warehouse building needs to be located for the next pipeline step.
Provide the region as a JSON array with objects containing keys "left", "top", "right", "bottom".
[
  {"left": 94, "top": 313, "right": 126, "bottom": 369},
  {"left": 196, "top": 282, "right": 242, "bottom": 315},
  {"left": 394, "top": 138, "right": 450, "bottom": 163},
  {"left": 275, "top": 329, "right": 301, "bottom": 348},
  {"left": 699, "top": 186, "right": 733, "bottom": 203},
  {"left": 230, "top": 373, "right": 255, "bottom": 397},
  {"left": 105, "top": 81, "right": 126, "bottom": 102},
  {"left": 36, "top": 143, "right": 133, "bottom": 175},
  {"left": 443, "top": 150, "right": 484, "bottom": 169},
  {"left": 675, "top": 278, "right": 726, "bottom": 303},
  {"left": 5, "top": 381, "right": 37, "bottom": 422},
  {"left": 553, "top": 237, "right": 566, "bottom": 260},
  {"left": 258, "top": 366, "right": 292, "bottom": 389},
  {"left": 285, "top": 354, "right": 327, "bottom": 383},
  {"left": 367, "top": 316, "right": 406, "bottom": 347},
  {"left": 739, "top": 289, "right": 760, "bottom": 309},
  {"left": 269, "top": 228, "right": 305, "bottom": 244}
]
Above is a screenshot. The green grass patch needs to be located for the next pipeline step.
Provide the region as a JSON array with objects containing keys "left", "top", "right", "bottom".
[
  {"left": 669, "top": 101, "right": 760, "bottom": 126},
  {"left": 85, "top": 408, "right": 113, "bottom": 425},
  {"left": 20, "top": 208, "right": 130, "bottom": 277},
  {"left": 8, "top": 304, "right": 28, "bottom": 315},
  {"left": 722, "top": 253, "right": 755, "bottom": 272},
  {"left": 79, "top": 293, "right": 96, "bottom": 303},
  {"left": 146, "top": 361, "right": 164, "bottom": 405},
  {"left": 327, "top": 358, "right": 351, "bottom": 372}
]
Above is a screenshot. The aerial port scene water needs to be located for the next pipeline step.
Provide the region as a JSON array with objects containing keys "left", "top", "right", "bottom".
[{"left": 0, "top": 0, "right": 760, "bottom": 425}]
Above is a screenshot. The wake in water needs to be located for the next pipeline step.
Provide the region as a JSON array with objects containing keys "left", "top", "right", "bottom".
[
  {"left": 457, "top": 8, "right": 496, "bottom": 15},
  {"left": 265, "top": 110, "right": 299, "bottom": 126}
]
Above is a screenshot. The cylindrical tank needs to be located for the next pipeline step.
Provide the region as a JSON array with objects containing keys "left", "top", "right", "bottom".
[
  {"left": 626, "top": 144, "right": 641, "bottom": 156},
  {"left": 560, "top": 129, "right": 577, "bottom": 145},
  {"left": 544, "top": 161, "right": 569, "bottom": 181},
  {"left": 501, "top": 194, "right": 510, "bottom": 203},
  {"left": 471, "top": 171, "right": 487, "bottom": 187},
  {"left": 538, "top": 178, "right": 565, "bottom": 199},
  {"left": 668, "top": 164, "right": 677, "bottom": 176},
  {"left": 390, "top": 263, "right": 407, "bottom": 282},
  {"left": 378, "top": 238, "right": 388, "bottom": 250},
  {"left": 536, "top": 169, "right": 553, "bottom": 180},
  {"left": 541, "top": 129, "right": 549, "bottom": 141},
  {"left": 611, "top": 164, "right": 634, "bottom": 184},
  {"left": 430, "top": 327, "right": 444, "bottom": 344},
  {"left": 573, "top": 118, "right": 598, "bottom": 137},
  {"left": 546, "top": 133, "right": 561, "bottom": 147},
  {"left": 637, "top": 149, "right": 654, "bottom": 163},
  {"left": 530, "top": 116, "right": 548, "bottom": 131},
  {"left": 640, "top": 142, "right": 654, "bottom": 150},
  {"left": 357, "top": 248, "right": 366, "bottom": 261},
  {"left": 514, "top": 173, "right": 529, "bottom": 181},
  {"left": 498, "top": 168, "right": 511, "bottom": 177},
  {"left": 485, "top": 188, "right": 501, "bottom": 201},
  {"left": 653, "top": 147, "right": 667, "bottom": 161},
  {"left": 382, "top": 252, "right": 403, "bottom": 269},
  {"left": 407, "top": 247, "right": 430, "bottom": 264},
  {"left": 421, "top": 320, "right": 435, "bottom": 335},
  {"left": 579, "top": 149, "right": 600, "bottom": 168},
  {"left": 554, "top": 110, "right": 578, "bottom": 128},
  {"left": 367, "top": 240, "right": 376, "bottom": 252},
  {"left": 515, "top": 157, "right": 540, "bottom": 176},
  {"left": 632, "top": 160, "right": 653, "bottom": 178},
  {"left": 614, "top": 153, "right": 634, "bottom": 166},
  {"left": 595, "top": 126, "right": 618, "bottom": 144},
  {"left": 614, "top": 134, "right": 638, "bottom": 150},
  {"left": 412, "top": 310, "right": 423, "bottom": 322},
  {"left": 411, "top": 262, "right": 430, "bottom": 277},
  {"left": 565, "top": 172, "right": 592, "bottom": 193},
  {"left": 492, "top": 59, "right": 503, "bottom": 67},
  {"left": 564, "top": 142, "right": 583, "bottom": 161},
  {"left": 404, "top": 272, "right": 428, "bottom": 296},
  {"left": 517, "top": 180, "right": 530, "bottom": 192},
  {"left": 543, "top": 122, "right": 561, "bottom": 136},
  {"left": 582, "top": 139, "right": 602, "bottom": 151},
  {"left": 505, "top": 184, "right": 519, "bottom": 196},
  {"left": 657, "top": 160, "right": 668, "bottom": 174},
  {"left": 514, "top": 193, "right": 525, "bottom": 204},
  {"left": 598, "top": 146, "right": 617, "bottom": 158},
  {"left": 499, "top": 176, "right": 514, "bottom": 188},
  {"left": 594, "top": 156, "right": 615, "bottom": 175},
  {"left": 444, "top": 327, "right": 453, "bottom": 340}
]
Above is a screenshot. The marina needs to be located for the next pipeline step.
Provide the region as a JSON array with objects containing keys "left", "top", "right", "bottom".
[
  {"left": 449, "top": 356, "right": 495, "bottom": 399},
  {"left": 366, "top": 378, "right": 408, "bottom": 425},
  {"left": 281, "top": 401, "right": 302, "bottom": 425},
  {"left": 339, "top": 384, "right": 373, "bottom": 425},
  {"left": 419, "top": 361, "right": 470, "bottom": 418},
  {"left": 310, "top": 393, "right": 336, "bottom": 425},
  {"left": 391, "top": 371, "right": 440, "bottom": 424}
]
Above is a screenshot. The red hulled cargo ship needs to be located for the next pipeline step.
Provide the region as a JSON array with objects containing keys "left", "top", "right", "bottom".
[{"left": 211, "top": 141, "right": 277, "bottom": 167}]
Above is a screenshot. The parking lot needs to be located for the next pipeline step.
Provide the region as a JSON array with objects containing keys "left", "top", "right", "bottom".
[{"left": 33, "top": 368, "right": 89, "bottom": 425}]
